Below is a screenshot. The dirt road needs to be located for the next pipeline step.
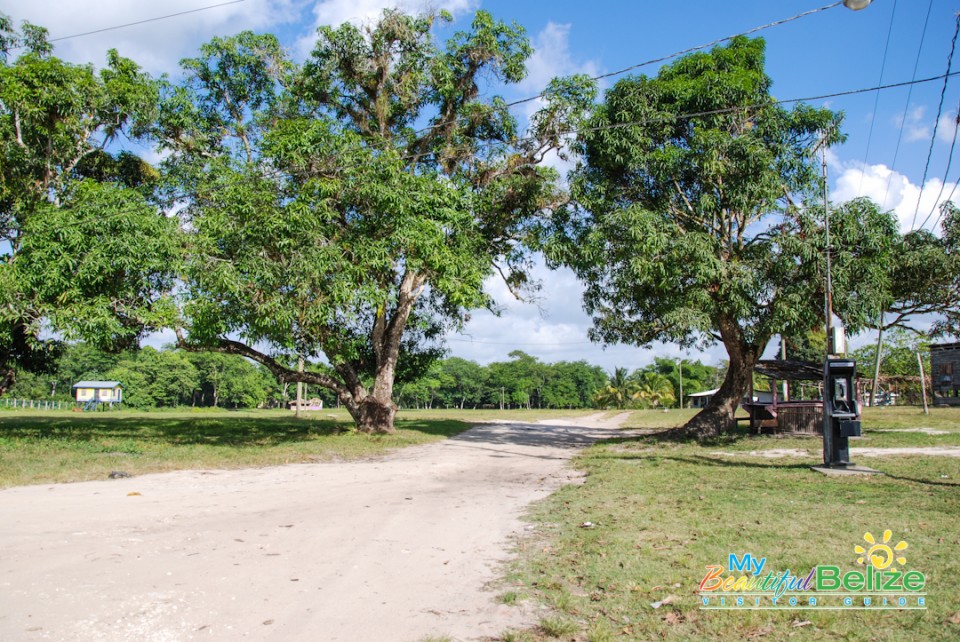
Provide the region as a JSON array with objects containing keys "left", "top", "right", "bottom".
[{"left": 0, "top": 415, "right": 627, "bottom": 642}]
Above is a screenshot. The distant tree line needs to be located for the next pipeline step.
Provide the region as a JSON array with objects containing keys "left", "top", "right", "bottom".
[
  {"left": 396, "top": 351, "right": 609, "bottom": 410},
  {"left": 6, "top": 343, "right": 670, "bottom": 412},
  {"left": 6, "top": 343, "right": 282, "bottom": 409}
]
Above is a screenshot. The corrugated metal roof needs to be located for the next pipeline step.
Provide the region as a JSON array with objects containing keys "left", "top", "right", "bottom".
[
  {"left": 930, "top": 342, "right": 960, "bottom": 352},
  {"left": 71, "top": 381, "right": 123, "bottom": 389},
  {"left": 687, "top": 388, "right": 719, "bottom": 397}
]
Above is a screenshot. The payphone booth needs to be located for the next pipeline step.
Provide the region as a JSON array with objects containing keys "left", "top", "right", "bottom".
[{"left": 822, "top": 359, "right": 862, "bottom": 467}]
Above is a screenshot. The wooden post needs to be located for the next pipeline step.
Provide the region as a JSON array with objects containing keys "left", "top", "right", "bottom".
[
  {"left": 870, "top": 314, "right": 884, "bottom": 407},
  {"left": 917, "top": 351, "right": 929, "bottom": 415}
]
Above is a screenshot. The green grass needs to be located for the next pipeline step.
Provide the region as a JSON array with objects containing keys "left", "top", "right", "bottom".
[
  {"left": 505, "top": 406, "right": 960, "bottom": 641},
  {"left": 0, "top": 408, "right": 473, "bottom": 488},
  {"left": 0, "top": 406, "right": 613, "bottom": 488}
]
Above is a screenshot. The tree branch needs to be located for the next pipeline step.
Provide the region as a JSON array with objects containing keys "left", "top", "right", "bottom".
[{"left": 177, "top": 334, "right": 349, "bottom": 396}]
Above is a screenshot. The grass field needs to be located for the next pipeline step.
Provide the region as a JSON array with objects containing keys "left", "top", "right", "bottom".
[
  {"left": 0, "top": 407, "right": 474, "bottom": 488},
  {"left": 0, "top": 406, "right": 620, "bottom": 488},
  {"left": 500, "top": 406, "right": 960, "bottom": 641}
]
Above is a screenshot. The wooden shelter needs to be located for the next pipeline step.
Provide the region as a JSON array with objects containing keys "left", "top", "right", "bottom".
[{"left": 741, "top": 360, "right": 825, "bottom": 434}]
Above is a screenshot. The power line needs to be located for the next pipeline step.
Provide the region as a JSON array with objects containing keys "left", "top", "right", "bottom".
[
  {"left": 882, "top": 0, "right": 934, "bottom": 209},
  {"left": 554, "top": 71, "right": 960, "bottom": 139},
  {"left": 941, "top": 171, "right": 960, "bottom": 212},
  {"left": 910, "top": 11, "right": 960, "bottom": 231},
  {"left": 857, "top": 0, "right": 897, "bottom": 197},
  {"left": 504, "top": 2, "right": 845, "bottom": 108},
  {"left": 42, "top": 1, "right": 247, "bottom": 44},
  {"left": 918, "top": 103, "right": 960, "bottom": 232}
]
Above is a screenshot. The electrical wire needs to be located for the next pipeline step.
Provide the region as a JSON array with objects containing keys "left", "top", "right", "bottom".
[
  {"left": 504, "top": 2, "right": 845, "bottom": 108},
  {"left": 941, "top": 172, "right": 960, "bottom": 210},
  {"left": 47, "top": 1, "right": 248, "bottom": 43},
  {"left": 882, "top": 0, "right": 934, "bottom": 210},
  {"left": 910, "top": 12, "right": 960, "bottom": 231},
  {"left": 857, "top": 0, "right": 897, "bottom": 197},
  {"left": 552, "top": 71, "right": 960, "bottom": 139},
  {"left": 917, "top": 103, "right": 960, "bottom": 232}
]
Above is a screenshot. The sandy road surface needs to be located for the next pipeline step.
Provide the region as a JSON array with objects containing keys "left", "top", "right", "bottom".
[{"left": 0, "top": 415, "right": 627, "bottom": 642}]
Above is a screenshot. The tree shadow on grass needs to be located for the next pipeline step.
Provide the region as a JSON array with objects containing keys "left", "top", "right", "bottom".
[
  {"left": 597, "top": 450, "right": 815, "bottom": 472},
  {"left": 0, "top": 414, "right": 469, "bottom": 448},
  {"left": 594, "top": 440, "right": 960, "bottom": 486}
]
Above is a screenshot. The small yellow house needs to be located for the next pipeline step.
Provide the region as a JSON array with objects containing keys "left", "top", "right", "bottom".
[{"left": 72, "top": 381, "right": 123, "bottom": 404}]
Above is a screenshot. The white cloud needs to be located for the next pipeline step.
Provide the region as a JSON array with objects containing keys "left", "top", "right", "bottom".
[
  {"left": 294, "top": 0, "right": 476, "bottom": 58},
  {"left": 514, "top": 22, "right": 600, "bottom": 178},
  {"left": 6, "top": 0, "right": 301, "bottom": 74},
  {"left": 445, "top": 259, "right": 729, "bottom": 371},
  {"left": 522, "top": 23, "right": 599, "bottom": 95},
  {"left": 937, "top": 111, "right": 959, "bottom": 144},
  {"left": 830, "top": 156, "right": 957, "bottom": 233},
  {"left": 897, "top": 105, "right": 931, "bottom": 143}
]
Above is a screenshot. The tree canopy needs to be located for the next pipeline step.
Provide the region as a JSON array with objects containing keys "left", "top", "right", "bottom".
[
  {"left": 0, "top": 16, "right": 177, "bottom": 394},
  {"left": 161, "top": 11, "right": 594, "bottom": 433},
  {"left": 542, "top": 37, "right": 897, "bottom": 437}
]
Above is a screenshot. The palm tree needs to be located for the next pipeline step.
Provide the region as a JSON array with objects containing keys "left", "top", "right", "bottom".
[
  {"left": 632, "top": 372, "right": 676, "bottom": 409},
  {"left": 593, "top": 367, "right": 636, "bottom": 409}
]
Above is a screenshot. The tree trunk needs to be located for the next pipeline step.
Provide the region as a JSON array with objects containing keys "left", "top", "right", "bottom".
[
  {"left": 0, "top": 368, "right": 14, "bottom": 397},
  {"left": 348, "top": 395, "right": 397, "bottom": 434},
  {"left": 679, "top": 317, "right": 762, "bottom": 439}
]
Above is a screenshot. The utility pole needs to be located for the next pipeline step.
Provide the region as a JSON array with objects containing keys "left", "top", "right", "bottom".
[
  {"left": 295, "top": 356, "right": 304, "bottom": 418},
  {"left": 917, "top": 351, "right": 929, "bottom": 415},
  {"left": 780, "top": 337, "right": 789, "bottom": 402},
  {"left": 676, "top": 358, "right": 683, "bottom": 409},
  {"left": 815, "top": 0, "right": 875, "bottom": 468}
]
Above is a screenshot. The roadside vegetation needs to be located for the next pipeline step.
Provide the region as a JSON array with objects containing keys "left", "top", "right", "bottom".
[{"left": 499, "top": 406, "right": 960, "bottom": 641}]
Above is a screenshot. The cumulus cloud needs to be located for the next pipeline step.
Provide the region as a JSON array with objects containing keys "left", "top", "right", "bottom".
[
  {"left": 828, "top": 152, "right": 957, "bottom": 233},
  {"left": 446, "top": 259, "right": 730, "bottom": 370},
  {"left": 5, "top": 0, "right": 305, "bottom": 74},
  {"left": 294, "top": 0, "right": 476, "bottom": 58},
  {"left": 937, "top": 111, "right": 959, "bottom": 144},
  {"left": 512, "top": 22, "right": 601, "bottom": 178},
  {"left": 897, "top": 105, "right": 931, "bottom": 143}
]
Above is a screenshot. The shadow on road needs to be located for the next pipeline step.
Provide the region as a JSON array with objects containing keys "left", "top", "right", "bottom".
[{"left": 433, "top": 421, "right": 608, "bottom": 460}]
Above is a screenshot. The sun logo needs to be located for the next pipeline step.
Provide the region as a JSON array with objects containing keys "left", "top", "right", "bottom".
[{"left": 855, "top": 530, "right": 909, "bottom": 570}]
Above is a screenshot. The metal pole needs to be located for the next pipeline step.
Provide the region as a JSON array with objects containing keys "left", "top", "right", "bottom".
[
  {"left": 821, "top": 133, "right": 834, "bottom": 465},
  {"left": 871, "top": 315, "right": 884, "bottom": 406},
  {"left": 677, "top": 359, "right": 683, "bottom": 409},
  {"left": 296, "top": 357, "right": 304, "bottom": 418},
  {"left": 917, "top": 351, "right": 929, "bottom": 415},
  {"left": 822, "top": 134, "right": 833, "bottom": 355},
  {"left": 780, "top": 337, "right": 789, "bottom": 402}
]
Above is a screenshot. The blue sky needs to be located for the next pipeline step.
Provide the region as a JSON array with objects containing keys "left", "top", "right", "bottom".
[{"left": 4, "top": 0, "right": 958, "bottom": 371}]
